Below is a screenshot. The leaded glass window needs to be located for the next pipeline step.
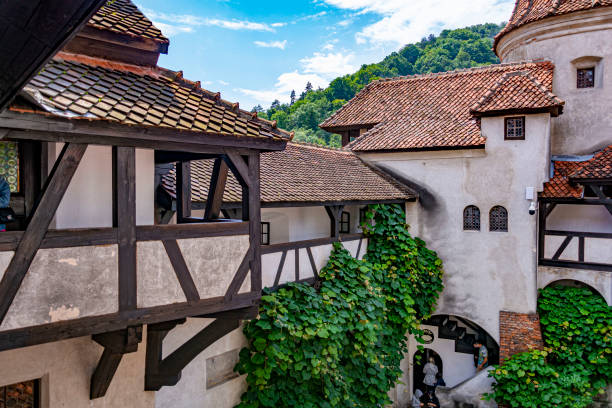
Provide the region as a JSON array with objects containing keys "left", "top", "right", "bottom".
[
  {"left": 0, "top": 142, "right": 19, "bottom": 192},
  {"left": 463, "top": 205, "right": 480, "bottom": 231},
  {"left": 489, "top": 206, "right": 508, "bottom": 232},
  {"left": 577, "top": 67, "right": 594, "bottom": 88},
  {"left": 505, "top": 117, "right": 525, "bottom": 140}
]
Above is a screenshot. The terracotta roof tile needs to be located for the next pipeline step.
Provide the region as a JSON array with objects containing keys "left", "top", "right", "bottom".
[
  {"left": 17, "top": 54, "right": 292, "bottom": 143},
  {"left": 541, "top": 145, "right": 612, "bottom": 198},
  {"left": 494, "top": 0, "right": 612, "bottom": 52},
  {"left": 161, "top": 142, "right": 415, "bottom": 204},
  {"left": 470, "top": 70, "right": 564, "bottom": 115},
  {"left": 320, "top": 62, "right": 555, "bottom": 152},
  {"left": 88, "top": 0, "right": 169, "bottom": 45}
]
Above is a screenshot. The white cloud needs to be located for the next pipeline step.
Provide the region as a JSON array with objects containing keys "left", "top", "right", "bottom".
[
  {"left": 321, "top": 0, "right": 514, "bottom": 46},
  {"left": 254, "top": 40, "right": 288, "bottom": 50},
  {"left": 204, "top": 18, "right": 278, "bottom": 32},
  {"left": 218, "top": 80, "right": 230, "bottom": 86},
  {"left": 151, "top": 21, "right": 193, "bottom": 36},
  {"left": 271, "top": 22, "right": 287, "bottom": 28},
  {"left": 300, "top": 51, "right": 357, "bottom": 78},
  {"left": 238, "top": 71, "right": 328, "bottom": 105}
]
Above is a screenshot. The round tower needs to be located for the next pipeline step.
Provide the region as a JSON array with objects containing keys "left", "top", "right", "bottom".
[{"left": 494, "top": 0, "right": 612, "bottom": 155}]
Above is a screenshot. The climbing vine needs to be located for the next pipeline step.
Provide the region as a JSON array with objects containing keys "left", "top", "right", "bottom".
[
  {"left": 486, "top": 285, "right": 612, "bottom": 407},
  {"left": 235, "top": 204, "right": 444, "bottom": 407}
]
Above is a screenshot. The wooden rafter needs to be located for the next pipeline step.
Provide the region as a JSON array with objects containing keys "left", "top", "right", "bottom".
[
  {"left": 248, "top": 151, "right": 262, "bottom": 293},
  {"left": 90, "top": 326, "right": 142, "bottom": 399},
  {"left": 587, "top": 184, "right": 612, "bottom": 216},
  {"left": 176, "top": 161, "right": 192, "bottom": 222},
  {"left": 0, "top": 143, "right": 87, "bottom": 325},
  {"left": 145, "top": 318, "right": 240, "bottom": 391}
]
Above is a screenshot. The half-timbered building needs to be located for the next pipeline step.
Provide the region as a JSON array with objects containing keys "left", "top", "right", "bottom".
[{"left": 0, "top": 1, "right": 292, "bottom": 406}]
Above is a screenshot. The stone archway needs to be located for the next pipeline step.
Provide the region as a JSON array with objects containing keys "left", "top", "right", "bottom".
[{"left": 412, "top": 348, "right": 443, "bottom": 393}]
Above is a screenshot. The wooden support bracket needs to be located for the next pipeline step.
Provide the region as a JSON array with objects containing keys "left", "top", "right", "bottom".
[
  {"left": 90, "top": 326, "right": 143, "bottom": 399},
  {"left": 145, "top": 318, "right": 239, "bottom": 391},
  {"left": 325, "top": 205, "right": 344, "bottom": 238}
]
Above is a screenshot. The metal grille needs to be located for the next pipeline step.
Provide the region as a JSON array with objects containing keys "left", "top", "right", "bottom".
[
  {"left": 489, "top": 206, "right": 508, "bottom": 232},
  {"left": 463, "top": 205, "right": 480, "bottom": 231},
  {"left": 0, "top": 380, "right": 38, "bottom": 408},
  {"left": 505, "top": 117, "right": 524, "bottom": 139},
  {"left": 577, "top": 67, "right": 594, "bottom": 88}
]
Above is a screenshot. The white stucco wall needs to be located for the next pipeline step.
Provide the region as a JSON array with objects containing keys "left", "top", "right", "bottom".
[
  {"left": 547, "top": 204, "right": 612, "bottom": 233},
  {"left": 0, "top": 334, "right": 155, "bottom": 408},
  {"left": 360, "top": 114, "right": 552, "bottom": 341},
  {"left": 50, "top": 143, "right": 154, "bottom": 229},
  {"left": 497, "top": 7, "right": 612, "bottom": 155}
]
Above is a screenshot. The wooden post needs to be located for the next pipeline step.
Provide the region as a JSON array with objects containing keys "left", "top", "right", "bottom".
[
  {"left": 114, "top": 147, "right": 137, "bottom": 311},
  {"left": 537, "top": 200, "right": 546, "bottom": 265},
  {"left": 0, "top": 143, "right": 87, "bottom": 325},
  {"left": 325, "top": 205, "right": 344, "bottom": 238},
  {"left": 204, "top": 158, "right": 229, "bottom": 220},
  {"left": 176, "top": 161, "right": 192, "bottom": 222},
  {"left": 248, "top": 151, "right": 262, "bottom": 293}
]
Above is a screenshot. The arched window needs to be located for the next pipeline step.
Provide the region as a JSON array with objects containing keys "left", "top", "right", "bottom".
[
  {"left": 463, "top": 205, "right": 480, "bottom": 231},
  {"left": 489, "top": 206, "right": 508, "bottom": 232}
]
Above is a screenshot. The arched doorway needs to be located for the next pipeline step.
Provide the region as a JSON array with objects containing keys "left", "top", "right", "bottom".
[{"left": 413, "top": 348, "right": 443, "bottom": 393}]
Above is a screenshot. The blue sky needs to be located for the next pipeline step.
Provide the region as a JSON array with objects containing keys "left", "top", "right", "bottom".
[{"left": 137, "top": 0, "right": 515, "bottom": 110}]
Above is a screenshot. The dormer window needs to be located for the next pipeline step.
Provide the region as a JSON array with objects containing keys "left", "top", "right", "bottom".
[
  {"left": 504, "top": 117, "right": 525, "bottom": 140},
  {"left": 577, "top": 67, "right": 595, "bottom": 88}
]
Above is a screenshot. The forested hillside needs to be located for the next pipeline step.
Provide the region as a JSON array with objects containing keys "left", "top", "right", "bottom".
[{"left": 254, "top": 23, "right": 504, "bottom": 146}]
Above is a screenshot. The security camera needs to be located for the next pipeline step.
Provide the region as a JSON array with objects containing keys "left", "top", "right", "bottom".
[{"left": 529, "top": 201, "right": 536, "bottom": 215}]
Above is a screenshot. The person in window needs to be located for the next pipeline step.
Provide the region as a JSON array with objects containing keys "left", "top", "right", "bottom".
[
  {"left": 0, "top": 176, "right": 10, "bottom": 231},
  {"left": 474, "top": 340, "right": 488, "bottom": 371},
  {"left": 422, "top": 357, "right": 438, "bottom": 392}
]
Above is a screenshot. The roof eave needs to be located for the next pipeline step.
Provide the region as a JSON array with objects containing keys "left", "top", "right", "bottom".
[
  {"left": 470, "top": 105, "right": 563, "bottom": 118},
  {"left": 352, "top": 144, "right": 486, "bottom": 154}
]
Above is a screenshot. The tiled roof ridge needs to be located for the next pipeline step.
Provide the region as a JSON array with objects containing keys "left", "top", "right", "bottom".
[
  {"left": 470, "top": 69, "right": 563, "bottom": 113},
  {"left": 345, "top": 121, "right": 387, "bottom": 151},
  {"left": 569, "top": 144, "right": 612, "bottom": 178},
  {"left": 288, "top": 140, "right": 352, "bottom": 153},
  {"left": 320, "top": 60, "right": 550, "bottom": 129},
  {"left": 53, "top": 52, "right": 293, "bottom": 140}
]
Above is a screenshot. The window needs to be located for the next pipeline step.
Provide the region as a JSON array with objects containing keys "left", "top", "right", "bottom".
[
  {"left": 463, "top": 205, "right": 480, "bottom": 231},
  {"left": 504, "top": 117, "right": 525, "bottom": 140},
  {"left": 340, "top": 211, "right": 350, "bottom": 233},
  {"left": 359, "top": 207, "right": 367, "bottom": 224},
  {"left": 489, "top": 206, "right": 508, "bottom": 232},
  {"left": 261, "top": 222, "right": 270, "bottom": 245},
  {"left": 0, "top": 379, "right": 39, "bottom": 408},
  {"left": 349, "top": 129, "right": 360, "bottom": 143},
  {"left": 577, "top": 67, "right": 595, "bottom": 88},
  {"left": 0, "top": 141, "right": 20, "bottom": 193}
]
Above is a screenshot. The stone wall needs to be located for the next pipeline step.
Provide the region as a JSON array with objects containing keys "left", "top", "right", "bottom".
[{"left": 499, "top": 311, "right": 543, "bottom": 363}]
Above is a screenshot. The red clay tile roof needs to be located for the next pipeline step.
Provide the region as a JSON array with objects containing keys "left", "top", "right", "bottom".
[
  {"left": 161, "top": 142, "right": 415, "bottom": 204},
  {"left": 88, "top": 0, "right": 169, "bottom": 45},
  {"left": 570, "top": 145, "right": 612, "bottom": 181},
  {"left": 494, "top": 0, "right": 612, "bottom": 53},
  {"left": 17, "top": 53, "right": 291, "bottom": 142},
  {"left": 320, "top": 61, "right": 555, "bottom": 152},
  {"left": 470, "top": 70, "right": 564, "bottom": 116},
  {"left": 541, "top": 145, "right": 612, "bottom": 198}
]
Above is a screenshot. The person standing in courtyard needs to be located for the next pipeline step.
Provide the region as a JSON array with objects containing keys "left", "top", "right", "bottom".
[
  {"left": 474, "top": 340, "right": 488, "bottom": 371},
  {"left": 422, "top": 357, "right": 438, "bottom": 392}
]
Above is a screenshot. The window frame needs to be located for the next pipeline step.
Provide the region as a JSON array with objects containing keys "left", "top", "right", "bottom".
[
  {"left": 340, "top": 211, "right": 350, "bottom": 234},
  {"left": 489, "top": 206, "right": 508, "bottom": 232},
  {"left": 260, "top": 222, "right": 270, "bottom": 245},
  {"left": 576, "top": 67, "right": 595, "bottom": 89},
  {"left": 463, "top": 205, "right": 481, "bottom": 231},
  {"left": 504, "top": 116, "right": 526, "bottom": 140}
]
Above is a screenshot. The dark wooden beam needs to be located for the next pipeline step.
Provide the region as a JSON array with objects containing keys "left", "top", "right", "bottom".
[
  {"left": 145, "top": 318, "right": 239, "bottom": 391},
  {"left": 587, "top": 184, "right": 612, "bottom": 216},
  {"left": 136, "top": 221, "right": 248, "bottom": 241},
  {"left": 204, "top": 158, "right": 229, "bottom": 221},
  {"left": 224, "top": 248, "right": 253, "bottom": 302},
  {"left": 225, "top": 152, "right": 252, "bottom": 189},
  {"left": 0, "top": 143, "right": 86, "bottom": 325},
  {"left": 162, "top": 240, "right": 200, "bottom": 303},
  {"left": 537, "top": 200, "right": 546, "bottom": 263},
  {"left": 539, "top": 259, "right": 612, "bottom": 272},
  {"left": 325, "top": 205, "right": 344, "bottom": 238},
  {"left": 0, "top": 292, "right": 259, "bottom": 353},
  {"left": 306, "top": 247, "right": 318, "bottom": 280},
  {"left": 176, "top": 161, "right": 192, "bottom": 222},
  {"left": 114, "top": 147, "right": 137, "bottom": 312},
  {"left": 198, "top": 306, "right": 258, "bottom": 320},
  {"left": 551, "top": 236, "right": 573, "bottom": 260},
  {"left": 545, "top": 203, "right": 557, "bottom": 218},
  {"left": 248, "top": 151, "right": 262, "bottom": 293},
  {"left": 260, "top": 233, "right": 363, "bottom": 254},
  {"left": 273, "top": 251, "right": 287, "bottom": 287},
  {"left": 90, "top": 326, "right": 142, "bottom": 399}
]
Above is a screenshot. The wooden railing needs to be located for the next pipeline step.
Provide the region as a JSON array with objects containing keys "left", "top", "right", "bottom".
[
  {"left": 539, "top": 229, "right": 612, "bottom": 272},
  {"left": 261, "top": 233, "right": 364, "bottom": 288}
]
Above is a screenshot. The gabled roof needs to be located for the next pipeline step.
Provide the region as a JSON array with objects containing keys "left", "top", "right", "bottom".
[
  {"left": 161, "top": 142, "right": 415, "bottom": 205},
  {"left": 88, "top": 0, "right": 169, "bottom": 46},
  {"left": 14, "top": 53, "right": 291, "bottom": 144},
  {"left": 470, "top": 70, "right": 564, "bottom": 116},
  {"left": 542, "top": 145, "right": 612, "bottom": 198},
  {"left": 320, "top": 61, "right": 556, "bottom": 153},
  {"left": 494, "top": 0, "right": 612, "bottom": 53}
]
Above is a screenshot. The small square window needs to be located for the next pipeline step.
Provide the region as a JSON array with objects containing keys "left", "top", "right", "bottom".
[
  {"left": 577, "top": 67, "right": 594, "bottom": 88},
  {"left": 340, "top": 211, "right": 350, "bottom": 234},
  {"left": 359, "top": 207, "right": 367, "bottom": 224},
  {"left": 261, "top": 222, "right": 270, "bottom": 245},
  {"left": 505, "top": 117, "right": 525, "bottom": 140}
]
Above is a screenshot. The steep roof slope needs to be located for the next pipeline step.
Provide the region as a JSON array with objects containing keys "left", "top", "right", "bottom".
[
  {"left": 162, "top": 142, "right": 415, "bottom": 205},
  {"left": 494, "top": 0, "right": 612, "bottom": 53},
  {"left": 320, "top": 62, "right": 556, "bottom": 152}
]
